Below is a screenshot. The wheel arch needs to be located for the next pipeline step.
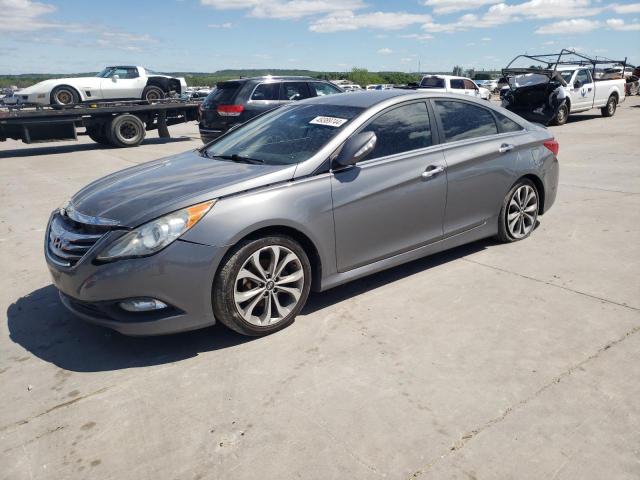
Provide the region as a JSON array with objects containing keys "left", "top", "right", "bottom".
[
  {"left": 50, "top": 84, "right": 83, "bottom": 103},
  {"left": 146, "top": 77, "right": 171, "bottom": 93},
  {"left": 217, "top": 225, "right": 323, "bottom": 292},
  {"left": 519, "top": 173, "right": 546, "bottom": 215}
]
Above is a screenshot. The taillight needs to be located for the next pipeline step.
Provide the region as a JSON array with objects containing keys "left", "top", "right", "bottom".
[
  {"left": 543, "top": 138, "right": 559, "bottom": 157},
  {"left": 217, "top": 104, "right": 244, "bottom": 116}
]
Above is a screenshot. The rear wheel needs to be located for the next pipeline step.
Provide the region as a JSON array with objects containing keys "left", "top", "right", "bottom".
[
  {"left": 50, "top": 86, "right": 79, "bottom": 107},
  {"left": 496, "top": 179, "right": 539, "bottom": 243},
  {"left": 601, "top": 95, "right": 617, "bottom": 117},
  {"left": 142, "top": 86, "right": 165, "bottom": 102},
  {"left": 552, "top": 103, "right": 569, "bottom": 126},
  {"left": 106, "top": 114, "right": 145, "bottom": 148},
  {"left": 86, "top": 125, "right": 110, "bottom": 145},
  {"left": 213, "top": 236, "right": 312, "bottom": 336}
]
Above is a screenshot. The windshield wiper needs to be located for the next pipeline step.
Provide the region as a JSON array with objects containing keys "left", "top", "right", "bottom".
[{"left": 212, "top": 154, "right": 265, "bottom": 165}]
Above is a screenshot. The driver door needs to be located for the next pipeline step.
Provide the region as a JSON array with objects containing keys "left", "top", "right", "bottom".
[
  {"left": 571, "top": 69, "right": 594, "bottom": 110},
  {"left": 100, "top": 67, "right": 145, "bottom": 100},
  {"left": 331, "top": 102, "right": 447, "bottom": 272}
]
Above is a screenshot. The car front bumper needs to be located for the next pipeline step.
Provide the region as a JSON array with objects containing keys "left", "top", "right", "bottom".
[{"left": 45, "top": 216, "right": 225, "bottom": 335}]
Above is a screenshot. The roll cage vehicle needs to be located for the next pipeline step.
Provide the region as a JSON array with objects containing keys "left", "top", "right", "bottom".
[
  {"left": 500, "top": 49, "right": 627, "bottom": 126},
  {"left": 6, "top": 66, "right": 187, "bottom": 107}
]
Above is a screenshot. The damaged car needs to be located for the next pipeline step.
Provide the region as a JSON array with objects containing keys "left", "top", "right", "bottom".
[
  {"left": 501, "top": 49, "right": 627, "bottom": 126},
  {"left": 9, "top": 66, "right": 187, "bottom": 106}
]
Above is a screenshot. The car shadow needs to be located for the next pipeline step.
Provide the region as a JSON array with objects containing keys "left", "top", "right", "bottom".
[
  {"left": 0, "top": 136, "right": 194, "bottom": 159},
  {"left": 7, "top": 239, "right": 495, "bottom": 373},
  {"left": 303, "top": 239, "right": 492, "bottom": 314},
  {"left": 565, "top": 114, "right": 603, "bottom": 123}
]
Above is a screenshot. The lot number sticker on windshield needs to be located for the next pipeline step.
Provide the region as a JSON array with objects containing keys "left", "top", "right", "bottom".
[{"left": 309, "top": 116, "right": 348, "bottom": 127}]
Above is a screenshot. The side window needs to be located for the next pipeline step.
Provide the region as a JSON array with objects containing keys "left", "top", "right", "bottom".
[
  {"left": 311, "top": 82, "right": 342, "bottom": 96},
  {"left": 450, "top": 79, "right": 465, "bottom": 90},
  {"left": 281, "top": 82, "right": 311, "bottom": 101},
  {"left": 463, "top": 79, "right": 477, "bottom": 90},
  {"left": 434, "top": 100, "right": 498, "bottom": 142},
  {"left": 576, "top": 69, "right": 591, "bottom": 84},
  {"left": 125, "top": 68, "right": 139, "bottom": 79},
  {"left": 251, "top": 83, "right": 280, "bottom": 101},
  {"left": 495, "top": 111, "right": 524, "bottom": 133},
  {"left": 361, "top": 102, "right": 432, "bottom": 160}
]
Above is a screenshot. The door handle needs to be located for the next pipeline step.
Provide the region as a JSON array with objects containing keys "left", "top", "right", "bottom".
[
  {"left": 421, "top": 165, "right": 445, "bottom": 179},
  {"left": 498, "top": 143, "right": 514, "bottom": 153}
]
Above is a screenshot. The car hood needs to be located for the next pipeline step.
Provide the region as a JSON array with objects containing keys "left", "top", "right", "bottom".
[
  {"left": 69, "top": 150, "right": 297, "bottom": 228},
  {"left": 18, "top": 77, "right": 101, "bottom": 94}
]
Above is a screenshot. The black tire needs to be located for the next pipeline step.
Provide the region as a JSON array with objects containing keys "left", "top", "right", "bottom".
[
  {"left": 551, "top": 103, "right": 569, "bottom": 126},
  {"left": 496, "top": 178, "right": 540, "bottom": 243},
  {"left": 50, "top": 85, "right": 79, "bottom": 107},
  {"left": 85, "top": 124, "right": 110, "bottom": 145},
  {"left": 106, "top": 114, "right": 145, "bottom": 148},
  {"left": 213, "top": 235, "right": 312, "bottom": 337},
  {"left": 142, "top": 85, "right": 165, "bottom": 102},
  {"left": 601, "top": 95, "right": 617, "bottom": 117}
]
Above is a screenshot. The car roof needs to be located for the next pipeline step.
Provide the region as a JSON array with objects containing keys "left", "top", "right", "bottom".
[
  {"left": 220, "top": 76, "right": 323, "bottom": 84},
  {"left": 296, "top": 89, "right": 497, "bottom": 109}
]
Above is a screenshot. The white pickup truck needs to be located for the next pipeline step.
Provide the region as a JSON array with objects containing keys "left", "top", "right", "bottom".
[
  {"left": 501, "top": 50, "right": 628, "bottom": 125},
  {"left": 554, "top": 67, "right": 626, "bottom": 124}
]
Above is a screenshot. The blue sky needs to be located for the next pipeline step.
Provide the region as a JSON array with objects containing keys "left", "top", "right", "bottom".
[{"left": 1, "top": 0, "right": 639, "bottom": 74}]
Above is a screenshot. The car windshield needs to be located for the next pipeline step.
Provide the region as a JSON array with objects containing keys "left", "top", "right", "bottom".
[
  {"left": 420, "top": 77, "right": 445, "bottom": 88},
  {"left": 204, "top": 104, "right": 364, "bottom": 166},
  {"left": 96, "top": 67, "right": 117, "bottom": 78}
]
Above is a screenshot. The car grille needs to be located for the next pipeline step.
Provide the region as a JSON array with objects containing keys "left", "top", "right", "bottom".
[{"left": 47, "top": 213, "right": 113, "bottom": 267}]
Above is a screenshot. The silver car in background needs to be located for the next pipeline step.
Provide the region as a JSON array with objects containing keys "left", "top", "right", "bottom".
[{"left": 45, "top": 90, "right": 559, "bottom": 337}]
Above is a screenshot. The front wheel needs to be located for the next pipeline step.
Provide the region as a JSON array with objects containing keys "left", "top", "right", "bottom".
[
  {"left": 601, "top": 95, "right": 617, "bottom": 117},
  {"left": 213, "top": 236, "right": 312, "bottom": 336},
  {"left": 496, "top": 179, "right": 539, "bottom": 243},
  {"left": 50, "top": 86, "right": 79, "bottom": 107}
]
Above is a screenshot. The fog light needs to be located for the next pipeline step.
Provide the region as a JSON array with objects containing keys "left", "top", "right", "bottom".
[{"left": 119, "top": 298, "right": 167, "bottom": 312}]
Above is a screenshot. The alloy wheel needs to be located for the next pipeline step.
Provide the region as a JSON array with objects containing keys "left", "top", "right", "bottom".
[
  {"left": 56, "top": 90, "right": 73, "bottom": 105},
  {"left": 507, "top": 185, "right": 538, "bottom": 239},
  {"left": 233, "top": 245, "right": 305, "bottom": 326}
]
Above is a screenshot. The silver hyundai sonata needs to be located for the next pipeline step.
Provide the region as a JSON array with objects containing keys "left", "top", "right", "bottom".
[{"left": 45, "top": 90, "right": 559, "bottom": 336}]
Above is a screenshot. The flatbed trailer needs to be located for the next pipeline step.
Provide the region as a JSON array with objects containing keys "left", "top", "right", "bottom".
[{"left": 0, "top": 98, "right": 200, "bottom": 148}]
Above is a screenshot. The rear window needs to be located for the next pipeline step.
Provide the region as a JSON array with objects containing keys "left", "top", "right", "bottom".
[
  {"left": 203, "top": 82, "right": 241, "bottom": 106},
  {"left": 495, "top": 111, "right": 523, "bottom": 132},
  {"left": 434, "top": 100, "right": 498, "bottom": 142},
  {"left": 420, "top": 76, "right": 445, "bottom": 88}
]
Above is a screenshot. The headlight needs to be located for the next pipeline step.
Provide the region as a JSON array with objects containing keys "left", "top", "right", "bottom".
[{"left": 96, "top": 200, "right": 215, "bottom": 261}]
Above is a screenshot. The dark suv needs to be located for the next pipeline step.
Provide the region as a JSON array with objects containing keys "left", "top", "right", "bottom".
[{"left": 198, "top": 76, "right": 344, "bottom": 143}]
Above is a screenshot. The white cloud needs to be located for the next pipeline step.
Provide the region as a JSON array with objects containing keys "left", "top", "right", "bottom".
[
  {"left": 610, "top": 3, "right": 640, "bottom": 14},
  {"left": 606, "top": 17, "right": 640, "bottom": 30},
  {"left": 200, "top": 0, "right": 365, "bottom": 19},
  {"left": 208, "top": 22, "right": 233, "bottom": 28},
  {"left": 0, "top": 0, "right": 60, "bottom": 31},
  {"left": 422, "top": 0, "right": 500, "bottom": 15},
  {"left": 310, "top": 11, "right": 432, "bottom": 32},
  {"left": 400, "top": 33, "right": 434, "bottom": 40},
  {"left": 488, "top": 0, "right": 603, "bottom": 21},
  {"left": 95, "top": 31, "right": 157, "bottom": 51},
  {"left": 535, "top": 18, "right": 600, "bottom": 34},
  {"left": 377, "top": 47, "right": 393, "bottom": 55},
  {"left": 481, "top": 37, "right": 491, "bottom": 41}
]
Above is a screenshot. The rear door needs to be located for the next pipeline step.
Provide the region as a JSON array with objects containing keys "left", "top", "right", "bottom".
[
  {"left": 308, "top": 81, "right": 343, "bottom": 97},
  {"left": 280, "top": 82, "right": 312, "bottom": 102},
  {"left": 449, "top": 78, "right": 466, "bottom": 95},
  {"left": 244, "top": 81, "right": 283, "bottom": 120},
  {"left": 331, "top": 101, "right": 447, "bottom": 271},
  {"left": 432, "top": 99, "right": 524, "bottom": 235},
  {"left": 571, "top": 69, "right": 595, "bottom": 110}
]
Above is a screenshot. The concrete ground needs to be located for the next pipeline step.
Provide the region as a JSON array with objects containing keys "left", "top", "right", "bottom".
[{"left": 0, "top": 97, "right": 639, "bottom": 480}]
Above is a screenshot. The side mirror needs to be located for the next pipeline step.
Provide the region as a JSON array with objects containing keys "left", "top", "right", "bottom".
[
  {"left": 112, "top": 75, "right": 120, "bottom": 82},
  {"left": 333, "top": 131, "right": 377, "bottom": 169},
  {"left": 573, "top": 80, "right": 581, "bottom": 88}
]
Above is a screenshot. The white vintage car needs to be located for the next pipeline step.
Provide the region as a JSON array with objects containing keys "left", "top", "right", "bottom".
[{"left": 7, "top": 66, "right": 187, "bottom": 106}]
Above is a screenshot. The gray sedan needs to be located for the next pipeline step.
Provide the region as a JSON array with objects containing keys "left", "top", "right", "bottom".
[{"left": 45, "top": 90, "right": 559, "bottom": 336}]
